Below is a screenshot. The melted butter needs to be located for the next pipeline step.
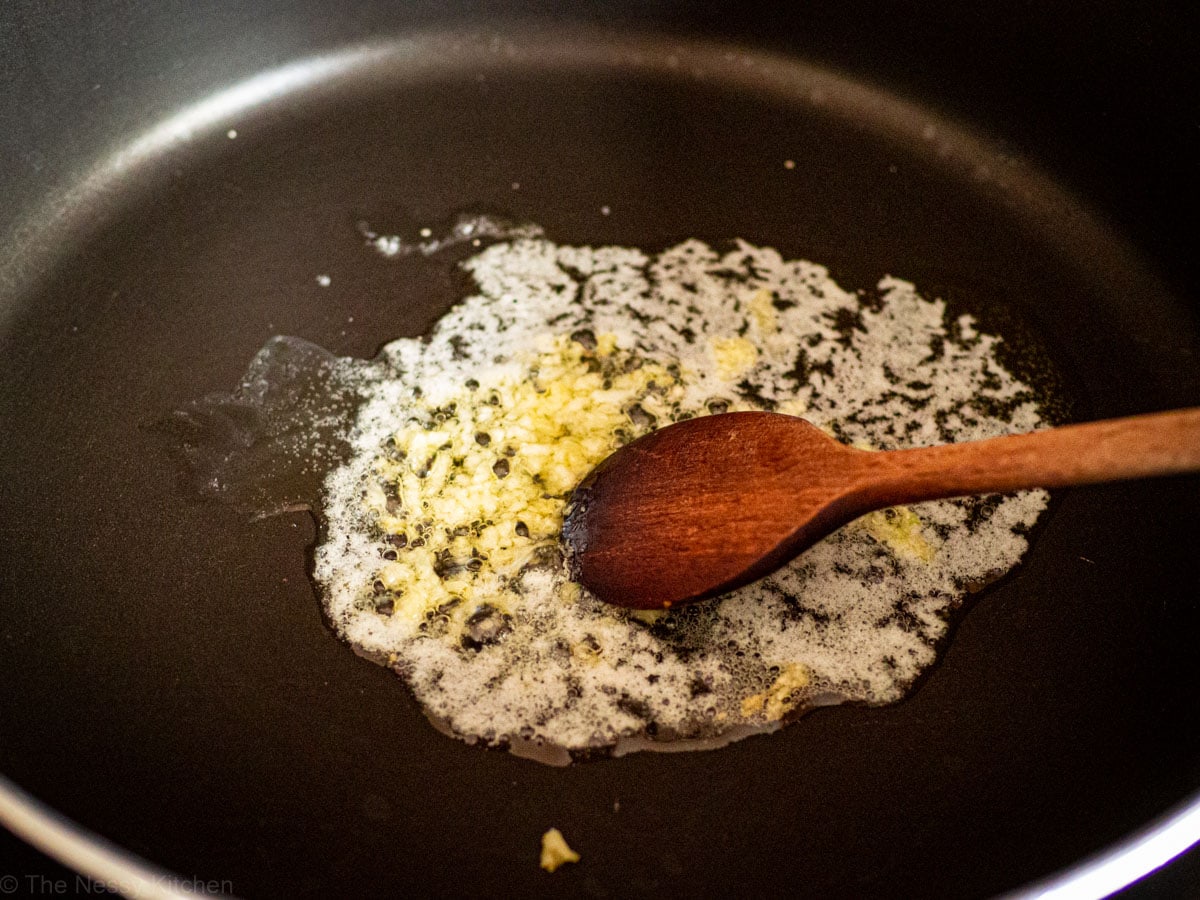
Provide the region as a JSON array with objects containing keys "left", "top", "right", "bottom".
[{"left": 311, "top": 238, "right": 1051, "bottom": 760}]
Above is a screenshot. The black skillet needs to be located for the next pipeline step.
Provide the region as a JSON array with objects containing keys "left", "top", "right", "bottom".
[{"left": 2, "top": 3, "right": 1198, "bottom": 897}]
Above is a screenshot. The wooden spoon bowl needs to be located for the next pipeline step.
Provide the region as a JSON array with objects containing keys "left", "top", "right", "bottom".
[{"left": 562, "top": 409, "right": 1200, "bottom": 609}]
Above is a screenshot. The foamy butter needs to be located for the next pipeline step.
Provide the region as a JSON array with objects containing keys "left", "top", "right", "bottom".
[{"left": 314, "top": 237, "right": 1048, "bottom": 761}]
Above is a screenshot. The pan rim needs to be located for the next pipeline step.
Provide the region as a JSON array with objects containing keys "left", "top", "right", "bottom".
[
  {"left": 0, "top": 774, "right": 194, "bottom": 899},
  {"left": 3, "top": 772, "right": 1197, "bottom": 899}
]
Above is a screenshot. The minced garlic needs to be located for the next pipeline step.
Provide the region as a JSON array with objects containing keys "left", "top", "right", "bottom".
[
  {"left": 709, "top": 335, "right": 759, "bottom": 381},
  {"left": 741, "top": 663, "right": 811, "bottom": 720},
  {"left": 861, "top": 506, "right": 936, "bottom": 562},
  {"left": 540, "top": 828, "right": 581, "bottom": 872},
  {"left": 747, "top": 287, "right": 778, "bottom": 335},
  {"left": 362, "top": 332, "right": 683, "bottom": 638}
]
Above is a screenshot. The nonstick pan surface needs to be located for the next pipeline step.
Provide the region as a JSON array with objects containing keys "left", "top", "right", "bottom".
[{"left": 2, "top": 22, "right": 1199, "bottom": 900}]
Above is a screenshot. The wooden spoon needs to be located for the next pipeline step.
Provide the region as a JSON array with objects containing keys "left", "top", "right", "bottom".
[{"left": 561, "top": 408, "right": 1200, "bottom": 610}]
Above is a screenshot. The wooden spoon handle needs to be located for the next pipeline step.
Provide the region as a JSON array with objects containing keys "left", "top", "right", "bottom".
[{"left": 856, "top": 407, "right": 1200, "bottom": 507}]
